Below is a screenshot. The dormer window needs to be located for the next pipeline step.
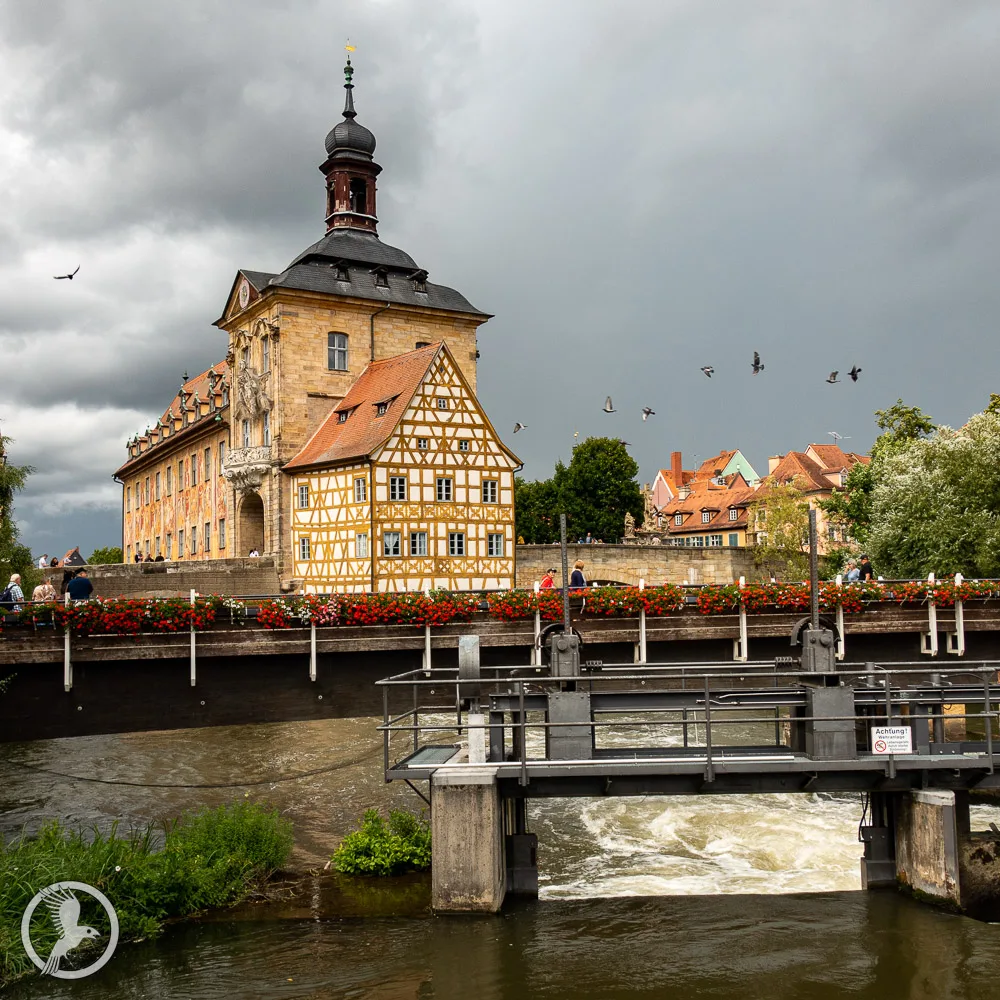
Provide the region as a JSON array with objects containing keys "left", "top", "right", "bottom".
[
  {"left": 415, "top": 341, "right": 430, "bottom": 349},
  {"left": 701, "top": 511, "right": 712, "bottom": 523},
  {"left": 674, "top": 513, "right": 683, "bottom": 525},
  {"left": 409, "top": 269, "right": 428, "bottom": 293},
  {"left": 337, "top": 410, "right": 350, "bottom": 424},
  {"left": 327, "top": 259, "right": 350, "bottom": 282},
  {"left": 375, "top": 402, "right": 388, "bottom": 417},
  {"left": 370, "top": 266, "right": 389, "bottom": 288},
  {"left": 729, "top": 508, "right": 739, "bottom": 521}
]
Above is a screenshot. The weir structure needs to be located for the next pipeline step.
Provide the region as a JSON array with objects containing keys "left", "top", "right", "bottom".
[{"left": 378, "top": 515, "right": 1000, "bottom": 916}]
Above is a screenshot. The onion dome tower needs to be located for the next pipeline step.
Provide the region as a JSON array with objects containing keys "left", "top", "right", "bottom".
[{"left": 320, "top": 53, "right": 381, "bottom": 234}]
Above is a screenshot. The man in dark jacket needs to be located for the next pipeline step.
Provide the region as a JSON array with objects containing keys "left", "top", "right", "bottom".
[
  {"left": 66, "top": 570, "right": 95, "bottom": 602},
  {"left": 858, "top": 555, "right": 874, "bottom": 581}
]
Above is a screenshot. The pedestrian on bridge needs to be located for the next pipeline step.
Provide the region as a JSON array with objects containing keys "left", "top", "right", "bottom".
[
  {"left": 66, "top": 569, "right": 94, "bottom": 602},
  {"left": 540, "top": 568, "right": 556, "bottom": 589},
  {"left": 570, "top": 561, "right": 587, "bottom": 589},
  {"left": 1, "top": 574, "right": 24, "bottom": 612},
  {"left": 858, "top": 555, "right": 874, "bottom": 581},
  {"left": 845, "top": 559, "right": 860, "bottom": 582},
  {"left": 32, "top": 578, "right": 57, "bottom": 603}
]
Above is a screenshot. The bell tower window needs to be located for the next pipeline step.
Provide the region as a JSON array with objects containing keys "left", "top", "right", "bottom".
[{"left": 349, "top": 178, "right": 367, "bottom": 215}]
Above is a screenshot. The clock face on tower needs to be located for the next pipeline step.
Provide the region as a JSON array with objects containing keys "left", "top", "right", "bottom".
[{"left": 238, "top": 278, "right": 250, "bottom": 310}]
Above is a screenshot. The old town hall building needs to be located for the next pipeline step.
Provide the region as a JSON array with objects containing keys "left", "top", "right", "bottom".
[{"left": 115, "top": 58, "right": 520, "bottom": 592}]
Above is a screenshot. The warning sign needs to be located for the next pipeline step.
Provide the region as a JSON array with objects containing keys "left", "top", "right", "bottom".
[{"left": 871, "top": 726, "right": 913, "bottom": 755}]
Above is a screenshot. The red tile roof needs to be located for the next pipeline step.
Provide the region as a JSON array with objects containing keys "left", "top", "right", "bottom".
[
  {"left": 115, "top": 360, "right": 229, "bottom": 475},
  {"left": 695, "top": 450, "right": 738, "bottom": 480},
  {"left": 284, "top": 343, "right": 442, "bottom": 470},
  {"left": 659, "top": 477, "right": 758, "bottom": 533}
]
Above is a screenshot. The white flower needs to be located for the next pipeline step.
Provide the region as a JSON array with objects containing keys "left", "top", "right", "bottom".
[{"left": 115, "top": 865, "right": 121, "bottom": 872}]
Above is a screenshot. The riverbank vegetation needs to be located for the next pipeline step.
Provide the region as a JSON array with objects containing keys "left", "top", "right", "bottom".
[
  {"left": 332, "top": 809, "right": 431, "bottom": 876},
  {"left": 0, "top": 800, "right": 293, "bottom": 986}
]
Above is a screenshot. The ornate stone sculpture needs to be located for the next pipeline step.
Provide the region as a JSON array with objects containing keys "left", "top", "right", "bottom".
[
  {"left": 640, "top": 487, "right": 658, "bottom": 534},
  {"left": 235, "top": 360, "right": 271, "bottom": 419},
  {"left": 624, "top": 511, "right": 636, "bottom": 538}
]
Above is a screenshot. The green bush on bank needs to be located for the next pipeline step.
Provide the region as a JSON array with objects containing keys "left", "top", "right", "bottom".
[
  {"left": 0, "top": 800, "right": 293, "bottom": 986},
  {"left": 332, "top": 808, "right": 431, "bottom": 876}
]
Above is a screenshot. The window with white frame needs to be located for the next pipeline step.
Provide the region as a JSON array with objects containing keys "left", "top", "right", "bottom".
[
  {"left": 299, "top": 536, "right": 311, "bottom": 560},
  {"left": 178, "top": 528, "right": 184, "bottom": 556},
  {"left": 436, "top": 397, "right": 449, "bottom": 410},
  {"left": 166, "top": 467, "right": 173, "bottom": 495},
  {"left": 383, "top": 531, "right": 401, "bottom": 556},
  {"left": 458, "top": 440, "right": 469, "bottom": 452},
  {"left": 729, "top": 508, "right": 738, "bottom": 521},
  {"left": 436, "top": 477, "right": 453, "bottom": 502},
  {"left": 242, "top": 420, "right": 251, "bottom": 448},
  {"left": 328, "top": 332, "right": 348, "bottom": 371},
  {"left": 389, "top": 476, "right": 407, "bottom": 501},
  {"left": 354, "top": 477, "right": 367, "bottom": 503},
  {"left": 218, "top": 519, "right": 226, "bottom": 550},
  {"left": 190, "top": 526, "right": 197, "bottom": 554},
  {"left": 708, "top": 534, "right": 723, "bottom": 547},
  {"left": 417, "top": 438, "right": 429, "bottom": 450},
  {"left": 204, "top": 522, "right": 211, "bottom": 552},
  {"left": 482, "top": 480, "right": 498, "bottom": 503},
  {"left": 218, "top": 440, "right": 226, "bottom": 476},
  {"left": 356, "top": 532, "right": 369, "bottom": 558},
  {"left": 488, "top": 533, "right": 504, "bottom": 557},
  {"left": 190, "top": 454, "right": 198, "bottom": 485},
  {"left": 262, "top": 337, "right": 270, "bottom": 372},
  {"left": 674, "top": 513, "right": 683, "bottom": 525},
  {"left": 448, "top": 532, "right": 465, "bottom": 556},
  {"left": 701, "top": 511, "right": 711, "bottom": 523},
  {"left": 155, "top": 472, "right": 161, "bottom": 500},
  {"left": 262, "top": 412, "right": 270, "bottom": 447},
  {"left": 204, "top": 448, "right": 211, "bottom": 479},
  {"left": 126, "top": 486, "right": 131, "bottom": 512},
  {"left": 298, "top": 484, "right": 310, "bottom": 508},
  {"left": 410, "top": 531, "right": 428, "bottom": 556}
]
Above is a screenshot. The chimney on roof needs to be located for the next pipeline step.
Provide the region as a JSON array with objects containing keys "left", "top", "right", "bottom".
[
  {"left": 678, "top": 485, "right": 691, "bottom": 500},
  {"left": 671, "top": 451, "right": 683, "bottom": 485},
  {"left": 768, "top": 455, "right": 782, "bottom": 475}
]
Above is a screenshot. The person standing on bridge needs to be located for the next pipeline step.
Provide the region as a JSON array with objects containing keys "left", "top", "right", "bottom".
[
  {"left": 858, "top": 555, "right": 874, "bottom": 581},
  {"left": 1, "top": 574, "right": 24, "bottom": 612},
  {"left": 540, "top": 568, "right": 556, "bottom": 589},
  {"left": 570, "top": 561, "right": 587, "bottom": 589},
  {"left": 66, "top": 569, "right": 94, "bottom": 602}
]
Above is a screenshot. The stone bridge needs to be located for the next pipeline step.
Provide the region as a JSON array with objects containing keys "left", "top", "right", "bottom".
[{"left": 514, "top": 543, "right": 756, "bottom": 588}]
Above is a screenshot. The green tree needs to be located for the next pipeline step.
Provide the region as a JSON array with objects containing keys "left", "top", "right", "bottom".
[
  {"left": 514, "top": 438, "right": 643, "bottom": 544},
  {"left": 820, "top": 399, "right": 935, "bottom": 546},
  {"left": 867, "top": 410, "right": 1000, "bottom": 578},
  {"left": 746, "top": 478, "right": 811, "bottom": 578},
  {"left": 0, "top": 435, "right": 35, "bottom": 588},
  {"left": 88, "top": 546, "right": 123, "bottom": 564}
]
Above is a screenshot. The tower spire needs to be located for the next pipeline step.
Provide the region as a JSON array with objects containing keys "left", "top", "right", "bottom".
[{"left": 343, "top": 42, "right": 357, "bottom": 120}]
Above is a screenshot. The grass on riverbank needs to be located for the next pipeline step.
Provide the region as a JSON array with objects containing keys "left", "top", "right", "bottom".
[
  {"left": 332, "top": 808, "right": 431, "bottom": 876},
  {"left": 0, "top": 800, "right": 293, "bottom": 986}
]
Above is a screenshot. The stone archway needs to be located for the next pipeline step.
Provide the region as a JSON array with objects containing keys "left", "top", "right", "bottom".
[{"left": 239, "top": 492, "right": 265, "bottom": 556}]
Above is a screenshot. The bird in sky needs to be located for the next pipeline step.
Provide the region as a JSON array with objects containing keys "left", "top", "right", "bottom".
[
  {"left": 39, "top": 886, "right": 101, "bottom": 976},
  {"left": 512, "top": 422, "right": 527, "bottom": 434},
  {"left": 603, "top": 396, "right": 616, "bottom": 413},
  {"left": 826, "top": 371, "right": 840, "bottom": 384},
  {"left": 619, "top": 440, "right": 632, "bottom": 447},
  {"left": 641, "top": 407, "right": 655, "bottom": 421},
  {"left": 849, "top": 365, "right": 862, "bottom": 382},
  {"left": 701, "top": 366, "right": 714, "bottom": 378},
  {"left": 751, "top": 351, "right": 764, "bottom": 375},
  {"left": 53, "top": 265, "right": 80, "bottom": 280}
]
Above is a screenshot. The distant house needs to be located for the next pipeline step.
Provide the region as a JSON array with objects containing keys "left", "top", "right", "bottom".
[
  {"left": 659, "top": 473, "right": 757, "bottom": 548},
  {"left": 760, "top": 444, "right": 870, "bottom": 552}
]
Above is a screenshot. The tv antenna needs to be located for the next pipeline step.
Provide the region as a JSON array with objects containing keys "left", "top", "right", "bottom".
[{"left": 827, "top": 431, "right": 851, "bottom": 444}]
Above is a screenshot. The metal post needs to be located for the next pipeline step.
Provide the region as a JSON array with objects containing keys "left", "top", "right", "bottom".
[
  {"left": 704, "top": 675, "right": 714, "bottom": 782},
  {"left": 189, "top": 588, "right": 197, "bottom": 687},
  {"left": 309, "top": 621, "right": 317, "bottom": 682},
  {"left": 533, "top": 580, "right": 541, "bottom": 666},
  {"left": 423, "top": 623, "right": 432, "bottom": 674},
  {"left": 560, "top": 513, "right": 570, "bottom": 632},
  {"left": 682, "top": 708, "right": 689, "bottom": 747},
  {"left": 808, "top": 508, "right": 819, "bottom": 631},
  {"left": 638, "top": 578, "right": 647, "bottom": 664},
  {"left": 63, "top": 591, "right": 72, "bottom": 693},
  {"left": 519, "top": 679, "right": 528, "bottom": 786},
  {"left": 383, "top": 684, "right": 390, "bottom": 780},
  {"left": 835, "top": 574, "right": 845, "bottom": 661},
  {"left": 984, "top": 669, "right": 994, "bottom": 773},
  {"left": 735, "top": 575, "right": 748, "bottom": 662},
  {"left": 923, "top": 572, "right": 939, "bottom": 656},
  {"left": 951, "top": 572, "right": 966, "bottom": 656}
]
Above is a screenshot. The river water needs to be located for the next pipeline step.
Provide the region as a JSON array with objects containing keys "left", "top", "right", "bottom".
[{"left": 4, "top": 718, "right": 1000, "bottom": 998}]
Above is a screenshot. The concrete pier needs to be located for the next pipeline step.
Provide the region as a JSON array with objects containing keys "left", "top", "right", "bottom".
[{"left": 431, "top": 767, "right": 506, "bottom": 913}]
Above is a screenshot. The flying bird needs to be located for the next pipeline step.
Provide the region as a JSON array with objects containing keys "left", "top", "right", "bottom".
[
  {"left": 603, "top": 396, "right": 616, "bottom": 413},
  {"left": 39, "top": 885, "right": 101, "bottom": 976},
  {"left": 826, "top": 371, "right": 840, "bottom": 384},
  {"left": 751, "top": 351, "right": 764, "bottom": 375},
  {"left": 512, "top": 422, "right": 527, "bottom": 434},
  {"left": 53, "top": 265, "right": 80, "bottom": 280},
  {"left": 618, "top": 440, "right": 632, "bottom": 447},
  {"left": 849, "top": 365, "right": 862, "bottom": 382},
  {"left": 701, "top": 366, "right": 714, "bottom": 378},
  {"left": 641, "top": 407, "right": 655, "bottom": 421}
]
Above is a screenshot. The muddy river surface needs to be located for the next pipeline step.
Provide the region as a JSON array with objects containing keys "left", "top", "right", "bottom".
[{"left": 4, "top": 718, "right": 1000, "bottom": 998}]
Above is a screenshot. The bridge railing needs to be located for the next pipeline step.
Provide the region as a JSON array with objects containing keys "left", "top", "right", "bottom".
[{"left": 375, "top": 659, "right": 1000, "bottom": 783}]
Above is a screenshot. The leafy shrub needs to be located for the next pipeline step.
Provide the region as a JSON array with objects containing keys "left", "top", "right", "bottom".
[
  {"left": 332, "top": 809, "right": 431, "bottom": 876},
  {"left": 0, "top": 800, "right": 292, "bottom": 986}
]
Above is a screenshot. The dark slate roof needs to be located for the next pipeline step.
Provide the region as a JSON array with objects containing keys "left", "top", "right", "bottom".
[
  {"left": 241, "top": 269, "right": 277, "bottom": 290},
  {"left": 325, "top": 117, "right": 376, "bottom": 157},
  {"left": 288, "top": 229, "right": 418, "bottom": 270},
  {"left": 267, "top": 263, "right": 488, "bottom": 316}
]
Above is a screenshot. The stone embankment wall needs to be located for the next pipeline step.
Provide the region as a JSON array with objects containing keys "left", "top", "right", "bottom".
[
  {"left": 82, "top": 558, "right": 281, "bottom": 599},
  {"left": 515, "top": 543, "right": 757, "bottom": 588}
]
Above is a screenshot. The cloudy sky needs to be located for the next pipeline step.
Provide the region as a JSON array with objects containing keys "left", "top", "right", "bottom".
[{"left": 2, "top": 0, "right": 998, "bottom": 557}]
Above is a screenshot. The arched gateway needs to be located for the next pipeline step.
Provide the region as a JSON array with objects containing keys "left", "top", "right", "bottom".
[{"left": 239, "top": 492, "right": 265, "bottom": 556}]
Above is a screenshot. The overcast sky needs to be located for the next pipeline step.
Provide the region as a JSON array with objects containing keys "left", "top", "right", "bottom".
[{"left": 2, "top": 0, "right": 999, "bottom": 557}]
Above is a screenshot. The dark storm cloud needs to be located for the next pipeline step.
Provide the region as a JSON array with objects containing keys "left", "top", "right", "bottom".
[{"left": 2, "top": 0, "right": 999, "bottom": 556}]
